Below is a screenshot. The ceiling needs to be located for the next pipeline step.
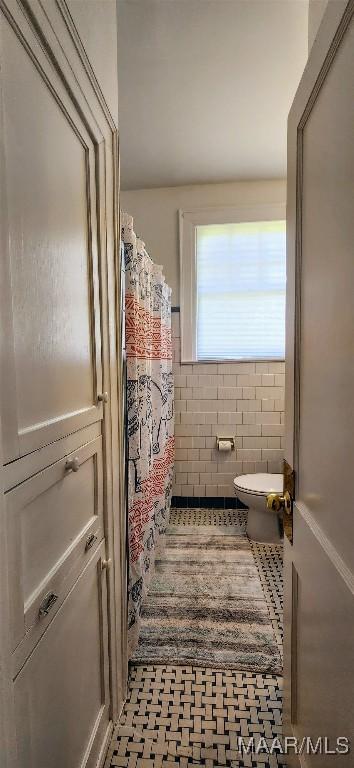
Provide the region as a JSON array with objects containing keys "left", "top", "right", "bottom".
[{"left": 117, "top": 0, "right": 308, "bottom": 190}]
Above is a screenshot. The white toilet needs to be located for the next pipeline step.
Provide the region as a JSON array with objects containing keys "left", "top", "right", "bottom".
[{"left": 233, "top": 473, "right": 283, "bottom": 543}]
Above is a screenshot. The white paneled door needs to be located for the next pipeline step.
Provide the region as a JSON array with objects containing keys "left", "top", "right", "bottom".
[
  {"left": 284, "top": 1, "right": 354, "bottom": 765},
  {"left": 0, "top": 2, "right": 126, "bottom": 767}
]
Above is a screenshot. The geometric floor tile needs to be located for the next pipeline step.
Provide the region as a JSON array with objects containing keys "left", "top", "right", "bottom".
[
  {"left": 106, "top": 508, "right": 286, "bottom": 768},
  {"left": 169, "top": 508, "right": 248, "bottom": 530},
  {"left": 250, "top": 542, "right": 283, "bottom": 658},
  {"left": 105, "top": 666, "right": 287, "bottom": 768}
]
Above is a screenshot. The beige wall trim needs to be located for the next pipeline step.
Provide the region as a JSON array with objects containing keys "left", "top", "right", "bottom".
[
  {"left": 0, "top": 457, "right": 16, "bottom": 767},
  {"left": 110, "top": 142, "right": 129, "bottom": 703},
  {"left": 97, "top": 721, "right": 114, "bottom": 768},
  {"left": 290, "top": 563, "right": 298, "bottom": 726},
  {"left": 0, "top": 27, "right": 17, "bottom": 766}
]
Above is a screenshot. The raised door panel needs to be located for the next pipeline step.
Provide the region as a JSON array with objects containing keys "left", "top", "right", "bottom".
[
  {"left": 14, "top": 543, "right": 110, "bottom": 768},
  {"left": 0, "top": 6, "right": 103, "bottom": 462},
  {"left": 7, "top": 436, "right": 103, "bottom": 655}
]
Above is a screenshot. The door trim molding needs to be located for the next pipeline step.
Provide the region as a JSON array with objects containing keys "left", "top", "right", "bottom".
[
  {"left": 54, "top": 0, "right": 116, "bottom": 132},
  {"left": 0, "top": 458, "right": 16, "bottom": 767},
  {"left": 299, "top": 0, "right": 353, "bottom": 130},
  {"left": 0, "top": 28, "right": 17, "bottom": 767},
  {"left": 290, "top": 563, "right": 298, "bottom": 725}
]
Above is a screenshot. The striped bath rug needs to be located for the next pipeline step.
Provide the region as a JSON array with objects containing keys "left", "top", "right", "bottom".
[{"left": 132, "top": 523, "right": 282, "bottom": 674}]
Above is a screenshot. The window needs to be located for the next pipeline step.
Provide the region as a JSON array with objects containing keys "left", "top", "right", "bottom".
[{"left": 179, "top": 205, "right": 286, "bottom": 362}]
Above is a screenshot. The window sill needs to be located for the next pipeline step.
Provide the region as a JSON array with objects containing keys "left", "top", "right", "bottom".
[{"left": 180, "top": 358, "right": 285, "bottom": 365}]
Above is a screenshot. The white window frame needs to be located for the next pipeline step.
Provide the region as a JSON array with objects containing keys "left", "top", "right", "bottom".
[{"left": 179, "top": 203, "right": 286, "bottom": 363}]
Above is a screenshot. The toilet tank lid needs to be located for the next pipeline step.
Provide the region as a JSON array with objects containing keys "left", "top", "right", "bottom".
[{"left": 233, "top": 473, "right": 283, "bottom": 495}]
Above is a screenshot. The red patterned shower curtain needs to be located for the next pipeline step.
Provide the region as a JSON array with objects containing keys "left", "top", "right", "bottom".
[{"left": 122, "top": 213, "right": 174, "bottom": 656}]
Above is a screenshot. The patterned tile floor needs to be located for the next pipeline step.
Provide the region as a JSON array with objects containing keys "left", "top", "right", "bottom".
[
  {"left": 169, "top": 509, "right": 248, "bottom": 529},
  {"left": 251, "top": 542, "right": 283, "bottom": 658},
  {"left": 106, "top": 509, "right": 285, "bottom": 768}
]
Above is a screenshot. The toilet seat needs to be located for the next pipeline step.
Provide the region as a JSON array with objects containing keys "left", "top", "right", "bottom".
[{"left": 233, "top": 473, "right": 283, "bottom": 497}]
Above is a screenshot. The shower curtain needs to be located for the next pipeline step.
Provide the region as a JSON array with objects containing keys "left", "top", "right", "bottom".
[{"left": 122, "top": 213, "right": 174, "bottom": 657}]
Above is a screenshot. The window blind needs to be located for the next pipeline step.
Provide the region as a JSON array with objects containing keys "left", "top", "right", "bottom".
[{"left": 196, "top": 220, "right": 286, "bottom": 360}]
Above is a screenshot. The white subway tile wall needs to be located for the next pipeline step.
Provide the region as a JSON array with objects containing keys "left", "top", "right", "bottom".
[{"left": 172, "top": 312, "right": 285, "bottom": 498}]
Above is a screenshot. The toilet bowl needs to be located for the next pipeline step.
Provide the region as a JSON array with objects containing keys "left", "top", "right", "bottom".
[{"left": 233, "top": 473, "right": 283, "bottom": 543}]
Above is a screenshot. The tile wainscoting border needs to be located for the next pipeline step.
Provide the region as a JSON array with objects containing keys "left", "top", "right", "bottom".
[{"left": 171, "top": 495, "right": 248, "bottom": 509}]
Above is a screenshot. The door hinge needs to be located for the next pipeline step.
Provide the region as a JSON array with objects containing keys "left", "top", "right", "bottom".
[{"left": 283, "top": 459, "right": 295, "bottom": 544}]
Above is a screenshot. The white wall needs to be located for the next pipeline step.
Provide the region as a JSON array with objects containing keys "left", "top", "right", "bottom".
[
  {"left": 121, "top": 179, "right": 286, "bottom": 305},
  {"left": 308, "top": 0, "right": 329, "bottom": 52}
]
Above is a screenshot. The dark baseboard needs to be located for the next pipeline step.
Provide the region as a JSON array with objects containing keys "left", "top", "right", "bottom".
[{"left": 171, "top": 495, "right": 248, "bottom": 510}]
